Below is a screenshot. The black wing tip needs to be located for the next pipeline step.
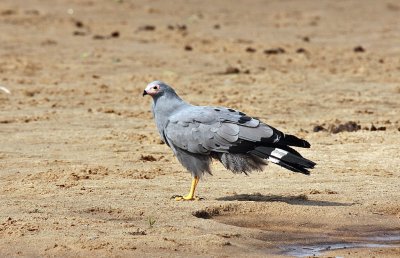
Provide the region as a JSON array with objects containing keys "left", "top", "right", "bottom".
[
  {"left": 302, "top": 163, "right": 316, "bottom": 175},
  {"left": 301, "top": 160, "right": 317, "bottom": 175},
  {"left": 275, "top": 159, "right": 312, "bottom": 175},
  {"left": 279, "top": 134, "right": 311, "bottom": 148},
  {"left": 290, "top": 164, "right": 312, "bottom": 175}
]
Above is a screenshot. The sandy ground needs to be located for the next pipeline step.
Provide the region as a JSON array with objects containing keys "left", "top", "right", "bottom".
[{"left": 1, "top": 0, "right": 400, "bottom": 257}]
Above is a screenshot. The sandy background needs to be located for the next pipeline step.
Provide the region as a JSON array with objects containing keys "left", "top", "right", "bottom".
[{"left": 1, "top": 0, "right": 400, "bottom": 257}]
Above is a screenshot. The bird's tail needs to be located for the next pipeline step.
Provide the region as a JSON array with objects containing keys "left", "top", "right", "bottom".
[{"left": 250, "top": 146, "right": 316, "bottom": 175}]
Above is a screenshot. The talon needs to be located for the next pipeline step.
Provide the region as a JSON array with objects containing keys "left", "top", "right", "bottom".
[
  {"left": 175, "top": 195, "right": 192, "bottom": 201},
  {"left": 173, "top": 176, "right": 201, "bottom": 201},
  {"left": 174, "top": 195, "right": 202, "bottom": 201}
]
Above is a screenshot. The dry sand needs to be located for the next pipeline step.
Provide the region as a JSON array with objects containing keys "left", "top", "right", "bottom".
[{"left": 1, "top": 0, "right": 400, "bottom": 257}]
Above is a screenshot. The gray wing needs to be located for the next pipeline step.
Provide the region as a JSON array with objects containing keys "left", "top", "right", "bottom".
[{"left": 164, "top": 106, "right": 279, "bottom": 155}]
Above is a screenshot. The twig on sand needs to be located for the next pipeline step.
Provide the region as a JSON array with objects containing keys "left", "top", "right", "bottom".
[{"left": 0, "top": 86, "right": 11, "bottom": 94}]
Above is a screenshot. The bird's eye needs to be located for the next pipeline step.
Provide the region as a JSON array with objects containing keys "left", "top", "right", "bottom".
[{"left": 153, "top": 86, "right": 158, "bottom": 90}]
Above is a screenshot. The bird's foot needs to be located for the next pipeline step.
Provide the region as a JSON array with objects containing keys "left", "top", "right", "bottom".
[{"left": 171, "top": 194, "right": 203, "bottom": 201}]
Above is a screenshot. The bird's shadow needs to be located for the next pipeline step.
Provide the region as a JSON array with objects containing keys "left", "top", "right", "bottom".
[{"left": 216, "top": 193, "right": 352, "bottom": 207}]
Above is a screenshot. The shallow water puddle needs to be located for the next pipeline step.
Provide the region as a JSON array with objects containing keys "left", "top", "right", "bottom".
[
  {"left": 368, "top": 234, "right": 400, "bottom": 241},
  {"left": 281, "top": 237, "right": 400, "bottom": 257},
  {"left": 210, "top": 208, "right": 400, "bottom": 257}
]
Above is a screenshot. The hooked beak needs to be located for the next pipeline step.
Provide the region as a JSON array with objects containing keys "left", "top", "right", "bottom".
[{"left": 142, "top": 90, "right": 148, "bottom": 96}]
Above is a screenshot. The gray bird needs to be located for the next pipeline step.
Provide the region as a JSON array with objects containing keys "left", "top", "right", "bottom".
[{"left": 143, "top": 81, "right": 316, "bottom": 201}]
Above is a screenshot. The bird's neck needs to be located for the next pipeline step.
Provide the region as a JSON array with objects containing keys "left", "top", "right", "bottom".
[{"left": 152, "top": 94, "right": 188, "bottom": 129}]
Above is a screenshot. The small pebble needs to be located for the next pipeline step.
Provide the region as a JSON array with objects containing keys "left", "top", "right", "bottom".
[
  {"left": 93, "top": 35, "right": 105, "bottom": 40},
  {"left": 75, "top": 21, "right": 84, "bottom": 28},
  {"left": 224, "top": 67, "right": 240, "bottom": 74},
  {"left": 138, "top": 25, "right": 156, "bottom": 31},
  {"left": 264, "top": 48, "right": 285, "bottom": 55},
  {"left": 110, "top": 31, "right": 120, "bottom": 38},
  {"left": 353, "top": 46, "right": 365, "bottom": 52},
  {"left": 73, "top": 31, "right": 86, "bottom": 36},
  {"left": 246, "top": 47, "right": 256, "bottom": 53},
  {"left": 296, "top": 48, "right": 307, "bottom": 53},
  {"left": 313, "top": 125, "right": 325, "bottom": 132}
]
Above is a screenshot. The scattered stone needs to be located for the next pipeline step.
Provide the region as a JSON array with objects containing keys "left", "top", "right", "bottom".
[
  {"left": 387, "top": 3, "right": 400, "bottom": 11},
  {"left": 302, "top": 36, "right": 310, "bottom": 42},
  {"left": 73, "top": 31, "right": 86, "bottom": 36},
  {"left": 313, "top": 125, "right": 325, "bottom": 132},
  {"left": 213, "top": 24, "right": 220, "bottom": 29},
  {"left": 110, "top": 31, "right": 120, "bottom": 38},
  {"left": 126, "top": 229, "right": 146, "bottom": 236},
  {"left": 356, "top": 109, "right": 373, "bottom": 114},
  {"left": 369, "top": 124, "right": 387, "bottom": 131},
  {"left": 1, "top": 9, "right": 16, "bottom": 16},
  {"left": 25, "top": 9, "right": 40, "bottom": 15},
  {"left": 24, "top": 90, "right": 39, "bottom": 97},
  {"left": 224, "top": 67, "right": 240, "bottom": 74},
  {"left": 99, "top": 84, "right": 109, "bottom": 90},
  {"left": 176, "top": 24, "right": 187, "bottom": 31},
  {"left": 353, "top": 46, "right": 365, "bottom": 53},
  {"left": 245, "top": 47, "right": 256, "bottom": 53},
  {"left": 75, "top": 20, "right": 84, "bottom": 28},
  {"left": 329, "top": 121, "right": 361, "bottom": 134},
  {"left": 93, "top": 34, "right": 106, "bottom": 40},
  {"left": 184, "top": 45, "right": 193, "bottom": 51},
  {"left": 41, "top": 39, "right": 58, "bottom": 46},
  {"left": 308, "top": 189, "right": 338, "bottom": 195},
  {"left": 167, "top": 24, "right": 187, "bottom": 32},
  {"left": 325, "top": 189, "right": 339, "bottom": 194},
  {"left": 264, "top": 48, "right": 285, "bottom": 55},
  {"left": 92, "top": 31, "right": 120, "bottom": 40},
  {"left": 139, "top": 155, "right": 157, "bottom": 162},
  {"left": 192, "top": 209, "right": 216, "bottom": 219},
  {"left": 313, "top": 121, "right": 364, "bottom": 134},
  {"left": 138, "top": 25, "right": 156, "bottom": 31},
  {"left": 296, "top": 48, "right": 307, "bottom": 53},
  {"left": 308, "top": 189, "right": 322, "bottom": 194}
]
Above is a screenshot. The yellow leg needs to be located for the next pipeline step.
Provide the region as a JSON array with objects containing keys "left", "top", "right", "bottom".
[{"left": 175, "top": 176, "right": 200, "bottom": 201}]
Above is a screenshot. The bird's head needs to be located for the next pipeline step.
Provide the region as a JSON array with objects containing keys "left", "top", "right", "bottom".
[{"left": 143, "top": 81, "right": 175, "bottom": 98}]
